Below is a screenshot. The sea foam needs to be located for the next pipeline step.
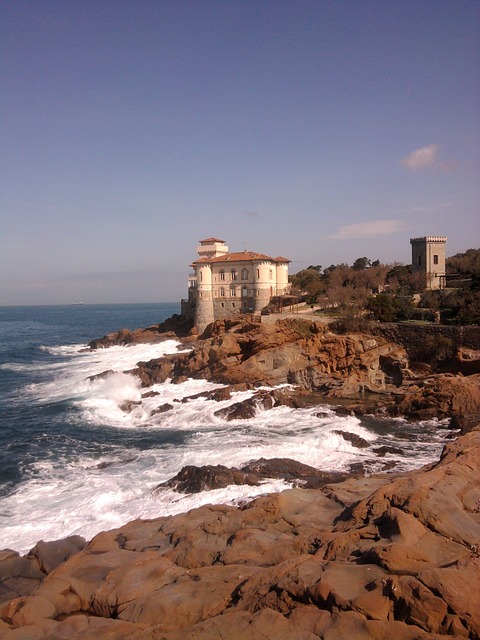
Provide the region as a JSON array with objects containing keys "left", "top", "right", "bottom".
[{"left": 0, "top": 338, "right": 452, "bottom": 554}]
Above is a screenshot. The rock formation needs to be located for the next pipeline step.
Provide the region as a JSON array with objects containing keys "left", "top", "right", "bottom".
[
  {"left": 3, "top": 316, "right": 477, "bottom": 638},
  {"left": 115, "top": 316, "right": 480, "bottom": 423},
  {"left": 1, "top": 427, "right": 479, "bottom": 639}
]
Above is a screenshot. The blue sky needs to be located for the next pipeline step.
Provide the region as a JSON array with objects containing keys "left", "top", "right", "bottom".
[{"left": 1, "top": 0, "right": 479, "bottom": 304}]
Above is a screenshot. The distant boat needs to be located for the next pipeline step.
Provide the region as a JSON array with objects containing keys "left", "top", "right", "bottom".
[{"left": 71, "top": 302, "right": 84, "bottom": 305}]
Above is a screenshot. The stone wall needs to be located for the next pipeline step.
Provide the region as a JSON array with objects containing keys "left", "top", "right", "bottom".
[{"left": 373, "top": 323, "right": 480, "bottom": 360}]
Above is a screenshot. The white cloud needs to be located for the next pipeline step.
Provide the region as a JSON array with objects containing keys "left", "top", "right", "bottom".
[
  {"left": 328, "top": 219, "right": 404, "bottom": 240},
  {"left": 401, "top": 144, "right": 442, "bottom": 171}
]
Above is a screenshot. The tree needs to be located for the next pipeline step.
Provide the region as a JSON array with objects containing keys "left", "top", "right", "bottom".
[
  {"left": 367, "top": 294, "right": 398, "bottom": 322},
  {"left": 386, "top": 265, "right": 411, "bottom": 292},
  {"left": 446, "top": 248, "right": 480, "bottom": 277},
  {"left": 367, "top": 293, "right": 415, "bottom": 322},
  {"left": 352, "top": 257, "right": 371, "bottom": 271},
  {"left": 289, "top": 268, "right": 324, "bottom": 301}
]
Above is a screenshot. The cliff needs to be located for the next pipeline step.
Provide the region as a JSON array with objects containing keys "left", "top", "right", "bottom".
[{"left": 120, "top": 316, "right": 480, "bottom": 422}]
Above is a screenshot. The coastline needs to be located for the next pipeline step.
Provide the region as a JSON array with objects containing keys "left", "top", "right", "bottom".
[
  {"left": 1, "top": 314, "right": 480, "bottom": 638},
  {"left": 1, "top": 426, "right": 479, "bottom": 639}
]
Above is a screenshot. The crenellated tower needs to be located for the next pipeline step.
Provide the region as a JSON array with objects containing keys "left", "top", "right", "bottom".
[{"left": 410, "top": 236, "right": 447, "bottom": 290}]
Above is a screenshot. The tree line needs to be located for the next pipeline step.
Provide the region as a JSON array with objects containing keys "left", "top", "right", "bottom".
[{"left": 288, "top": 248, "right": 480, "bottom": 326}]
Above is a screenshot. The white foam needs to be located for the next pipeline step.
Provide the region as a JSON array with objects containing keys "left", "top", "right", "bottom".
[{"left": 0, "top": 338, "right": 450, "bottom": 555}]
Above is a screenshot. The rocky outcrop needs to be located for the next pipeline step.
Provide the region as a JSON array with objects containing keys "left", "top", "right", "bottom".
[
  {"left": 392, "top": 373, "right": 480, "bottom": 420},
  {"left": 87, "top": 314, "right": 194, "bottom": 349},
  {"left": 169, "top": 318, "right": 410, "bottom": 394},
  {"left": 120, "top": 317, "right": 480, "bottom": 424},
  {"left": 1, "top": 428, "right": 479, "bottom": 639},
  {"left": 0, "top": 536, "right": 86, "bottom": 606},
  {"left": 156, "top": 459, "right": 349, "bottom": 493}
]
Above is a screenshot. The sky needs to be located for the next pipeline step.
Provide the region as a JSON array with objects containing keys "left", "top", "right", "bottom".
[{"left": 1, "top": 0, "right": 479, "bottom": 305}]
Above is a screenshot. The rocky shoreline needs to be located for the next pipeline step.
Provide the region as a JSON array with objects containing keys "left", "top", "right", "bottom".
[
  {"left": 89, "top": 314, "right": 480, "bottom": 425},
  {"left": 1, "top": 315, "right": 480, "bottom": 639}
]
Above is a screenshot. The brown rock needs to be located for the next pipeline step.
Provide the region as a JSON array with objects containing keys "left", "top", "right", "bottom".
[
  {"left": 157, "top": 464, "right": 261, "bottom": 493},
  {"left": 395, "top": 373, "right": 480, "bottom": 420},
  {"left": 332, "top": 430, "right": 370, "bottom": 448},
  {"left": 27, "top": 536, "right": 86, "bottom": 575},
  {"left": 2, "top": 428, "right": 479, "bottom": 639},
  {"left": 150, "top": 402, "right": 174, "bottom": 415},
  {"left": 214, "top": 391, "right": 275, "bottom": 420}
]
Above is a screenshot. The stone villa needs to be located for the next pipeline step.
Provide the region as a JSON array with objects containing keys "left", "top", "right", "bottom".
[{"left": 181, "top": 238, "right": 290, "bottom": 331}]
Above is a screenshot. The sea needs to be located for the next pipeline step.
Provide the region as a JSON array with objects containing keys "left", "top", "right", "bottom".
[{"left": 0, "top": 303, "right": 455, "bottom": 555}]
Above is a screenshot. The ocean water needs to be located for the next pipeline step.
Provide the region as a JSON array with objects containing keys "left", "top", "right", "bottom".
[{"left": 0, "top": 304, "right": 454, "bottom": 554}]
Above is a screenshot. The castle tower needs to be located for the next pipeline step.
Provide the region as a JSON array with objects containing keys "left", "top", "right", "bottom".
[
  {"left": 410, "top": 236, "right": 447, "bottom": 290},
  {"left": 195, "top": 262, "right": 215, "bottom": 330}
]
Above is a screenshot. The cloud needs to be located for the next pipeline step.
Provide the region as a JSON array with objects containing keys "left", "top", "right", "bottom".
[
  {"left": 401, "top": 144, "right": 442, "bottom": 171},
  {"left": 328, "top": 219, "right": 404, "bottom": 240}
]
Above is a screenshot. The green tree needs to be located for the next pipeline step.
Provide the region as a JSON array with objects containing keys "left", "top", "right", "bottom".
[{"left": 352, "top": 257, "right": 371, "bottom": 271}]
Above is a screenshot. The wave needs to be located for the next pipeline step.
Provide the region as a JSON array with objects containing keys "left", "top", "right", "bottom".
[{"left": 0, "top": 337, "right": 453, "bottom": 555}]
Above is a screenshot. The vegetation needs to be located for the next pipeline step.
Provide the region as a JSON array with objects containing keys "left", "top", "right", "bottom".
[
  {"left": 418, "top": 248, "right": 480, "bottom": 325},
  {"left": 289, "top": 248, "right": 480, "bottom": 326},
  {"left": 446, "top": 248, "right": 480, "bottom": 278}
]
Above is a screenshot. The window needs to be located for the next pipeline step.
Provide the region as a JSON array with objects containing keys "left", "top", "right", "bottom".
[
  {"left": 219, "top": 270, "right": 225, "bottom": 281},
  {"left": 242, "top": 286, "right": 248, "bottom": 297},
  {"left": 433, "top": 255, "right": 439, "bottom": 265},
  {"left": 232, "top": 303, "right": 236, "bottom": 308},
  {"left": 241, "top": 268, "right": 248, "bottom": 280},
  {"left": 220, "top": 287, "right": 225, "bottom": 297},
  {"left": 256, "top": 268, "right": 260, "bottom": 279},
  {"left": 269, "top": 269, "right": 273, "bottom": 280},
  {"left": 221, "top": 302, "right": 225, "bottom": 308},
  {"left": 231, "top": 269, "right": 237, "bottom": 280},
  {"left": 231, "top": 286, "right": 236, "bottom": 297},
  {"left": 256, "top": 290, "right": 260, "bottom": 297},
  {"left": 199, "top": 271, "right": 203, "bottom": 281}
]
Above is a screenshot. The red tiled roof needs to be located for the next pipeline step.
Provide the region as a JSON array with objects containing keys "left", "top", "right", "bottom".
[
  {"left": 193, "top": 251, "right": 290, "bottom": 264},
  {"left": 199, "top": 237, "right": 226, "bottom": 244}
]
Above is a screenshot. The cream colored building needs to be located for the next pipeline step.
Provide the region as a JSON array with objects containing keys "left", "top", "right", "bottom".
[
  {"left": 182, "top": 238, "right": 290, "bottom": 331},
  {"left": 410, "top": 236, "right": 447, "bottom": 290}
]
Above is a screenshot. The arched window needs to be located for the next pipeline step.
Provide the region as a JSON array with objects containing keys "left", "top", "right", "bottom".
[
  {"left": 241, "top": 268, "right": 248, "bottom": 280},
  {"left": 219, "top": 269, "right": 225, "bottom": 281},
  {"left": 242, "top": 286, "right": 248, "bottom": 298},
  {"left": 230, "top": 286, "right": 236, "bottom": 297},
  {"left": 231, "top": 269, "right": 237, "bottom": 280},
  {"left": 220, "top": 287, "right": 225, "bottom": 297}
]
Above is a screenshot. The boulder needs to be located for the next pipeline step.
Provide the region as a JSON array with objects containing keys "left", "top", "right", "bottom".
[
  {"left": 27, "top": 536, "right": 87, "bottom": 575},
  {"left": 214, "top": 391, "right": 275, "bottom": 420},
  {"left": 394, "top": 373, "right": 480, "bottom": 419},
  {"left": 150, "top": 402, "right": 174, "bottom": 415},
  {"left": 157, "top": 465, "right": 261, "bottom": 493},
  {"left": 332, "top": 430, "right": 370, "bottom": 448}
]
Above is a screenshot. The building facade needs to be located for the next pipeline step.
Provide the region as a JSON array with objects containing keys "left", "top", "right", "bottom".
[
  {"left": 182, "top": 238, "right": 290, "bottom": 331},
  {"left": 410, "top": 236, "right": 447, "bottom": 290}
]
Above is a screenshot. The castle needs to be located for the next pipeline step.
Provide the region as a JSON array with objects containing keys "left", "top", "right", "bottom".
[
  {"left": 410, "top": 236, "right": 447, "bottom": 290},
  {"left": 181, "top": 238, "right": 290, "bottom": 331}
]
